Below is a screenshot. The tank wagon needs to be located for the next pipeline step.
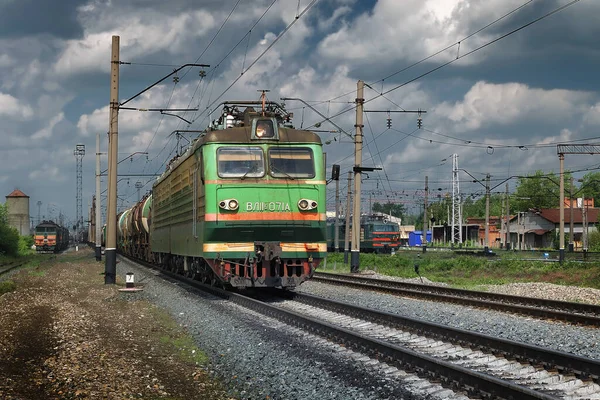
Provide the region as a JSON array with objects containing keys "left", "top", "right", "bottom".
[
  {"left": 34, "top": 220, "right": 69, "bottom": 253},
  {"left": 327, "top": 214, "right": 400, "bottom": 253},
  {"left": 117, "top": 99, "right": 327, "bottom": 288}
]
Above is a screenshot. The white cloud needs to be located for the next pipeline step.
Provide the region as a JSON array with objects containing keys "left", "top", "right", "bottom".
[
  {"left": 318, "top": 0, "right": 538, "bottom": 65},
  {"left": 0, "top": 54, "right": 14, "bottom": 67},
  {"left": 434, "top": 81, "right": 592, "bottom": 131},
  {"left": 29, "top": 166, "right": 66, "bottom": 182},
  {"left": 53, "top": 10, "right": 216, "bottom": 76},
  {"left": 32, "top": 112, "right": 65, "bottom": 139},
  {"left": 583, "top": 103, "right": 600, "bottom": 126},
  {"left": 0, "top": 92, "right": 33, "bottom": 120}
]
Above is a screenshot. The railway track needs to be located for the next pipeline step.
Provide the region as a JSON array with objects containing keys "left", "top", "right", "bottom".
[
  {"left": 0, "top": 261, "right": 27, "bottom": 277},
  {"left": 123, "top": 256, "right": 598, "bottom": 399},
  {"left": 313, "top": 272, "right": 600, "bottom": 326}
]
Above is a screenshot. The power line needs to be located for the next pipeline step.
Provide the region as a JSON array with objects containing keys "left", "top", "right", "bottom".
[
  {"left": 193, "top": 0, "right": 320, "bottom": 124},
  {"left": 180, "top": 0, "right": 242, "bottom": 81},
  {"left": 305, "top": 0, "right": 583, "bottom": 131}
]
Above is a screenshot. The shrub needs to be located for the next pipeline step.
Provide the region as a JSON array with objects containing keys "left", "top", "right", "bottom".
[
  {"left": 18, "top": 235, "right": 34, "bottom": 255},
  {"left": 0, "top": 224, "right": 19, "bottom": 256}
]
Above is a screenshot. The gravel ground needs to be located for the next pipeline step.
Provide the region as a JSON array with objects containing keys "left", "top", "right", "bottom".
[
  {"left": 118, "top": 257, "right": 434, "bottom": 400},
  {"left": 297, "top": 272, "right": 600, "bottom": 360},
  {"left": 5, "top": 250, "right": 598, "bottom": 399},
  {"left": 0, "top": 249, "right": 232, "bottom": 400}
]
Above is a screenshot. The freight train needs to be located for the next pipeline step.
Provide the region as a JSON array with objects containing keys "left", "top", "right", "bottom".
[
  {"left": 117, "top": 99, "right": 327, "bottom": 288},
  {"left": 34, "top": 220, "right": 70, "bottom": 253},
  {"left": 327, "top": 214, "right": 400, "bottom": 253}
]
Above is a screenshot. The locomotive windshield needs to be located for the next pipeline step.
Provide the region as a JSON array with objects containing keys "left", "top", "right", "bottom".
[
  {"left": 373, "top": 224, "right": 396, "bottom": 232},
  {"left": 217, "top": 147, "right": 265, "bottom": 178},
  {"left": 268, "top": 148, "right": 315, "bottom": 178}
]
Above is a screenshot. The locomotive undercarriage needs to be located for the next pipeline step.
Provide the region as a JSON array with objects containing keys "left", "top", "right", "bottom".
[{"left": 152, "top": 248, "right": 317, "bottom": 288}]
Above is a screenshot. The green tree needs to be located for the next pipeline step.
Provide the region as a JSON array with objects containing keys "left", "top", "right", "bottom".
[
  {"left": 427, "top": 193, "right": 451, "bottom": 226},
  {"left": 0, "top": 203, "right": 19, "bottom": 256},
  {"left": 511, "top": 170, "right": 571, "bottom": 212},
  {"left": 578, "top": 172, "right": 600, "bottom": 205},
  {"left": 462, "top": 193, "right": 505, "bottom": 219},
  {"left": 372, "top": 202, "right": 405, "bottom": 219}
]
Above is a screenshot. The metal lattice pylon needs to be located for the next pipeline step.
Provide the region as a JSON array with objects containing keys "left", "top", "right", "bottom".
[
  {"left": 451, "top": 154, "right": 462, "bottom": 244},
  {"left": 74, "top": 144, "right": 85, "bottom": 241}
]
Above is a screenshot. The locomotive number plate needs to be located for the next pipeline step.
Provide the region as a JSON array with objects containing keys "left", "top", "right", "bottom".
[{"left": 246, "top": 202, "right": 291, "bottom": 212}]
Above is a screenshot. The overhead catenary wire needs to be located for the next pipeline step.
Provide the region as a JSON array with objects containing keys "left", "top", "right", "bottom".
[
  {"left": 304, "top": 0, "right": 583, "bottom": 132},
  {"left": 192, "top": 0, "right": 320, "bottom": 125}
]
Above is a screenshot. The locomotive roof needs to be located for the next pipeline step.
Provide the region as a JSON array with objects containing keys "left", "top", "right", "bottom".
[
  {"left": 196, "top": 126, "right": 322, "bottom": 147},
  {"left": 36, "top": 221, "right": 62, "bottom": 228}
]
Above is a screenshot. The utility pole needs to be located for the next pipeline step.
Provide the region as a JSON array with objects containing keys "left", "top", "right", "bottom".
[
  {"left": 37, "top": 201, "right": 42, "bottom": 225},
  {"left": 332, "top": 164, "right": 340, "bottom": 252},
  {"left": 559, "top": 153, "right": 565, "bottom": 263},
  {"left": 105, "top": 35, "right": 120, "bottom": 284},
  {"left": 74, "top": 144, "right": 85, "bottom": 244},
  {"left": 344, "top": 171, "right": 352, "bottom": 264},
  {"left": 351, "top": 80, "right": 364, "bottom": 273},
  {"left": 484, "top": 173, "right": 490, "bottom": 253},
  {"left": 505, "top": 183, "right": 510, "bottom": 250},
  {"left": 423, "top": 176, "right": 428, "bottom": 253},
  {"left": 569, "top": 176, "right": 574, "bottom": 252},
  {"left": 135, "top": 181, "right": 143, "bottom": 202},
  {"left": 95, "top": 130, "right": 102, "bottom": 261},
  {"left": 583, "top": 199, "right": 588, "bottom": 253}
]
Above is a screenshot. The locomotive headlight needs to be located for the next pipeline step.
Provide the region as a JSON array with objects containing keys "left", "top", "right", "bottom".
[
  {"left": 298, "top": 199, "right": 309, "bottom": 210},
  {"left": 219, "top": 198, "right": 239, "bottom": 211},
  {"left": 298, "top": 199, "right": 317, "bottom": 211},
  {"left": 228, "top": 199, "right": 239, "bottom": 210}
]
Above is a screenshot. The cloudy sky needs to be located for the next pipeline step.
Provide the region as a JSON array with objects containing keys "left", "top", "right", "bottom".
[{"left": 1, "top": 0, "right": 598, "bottom": 228}]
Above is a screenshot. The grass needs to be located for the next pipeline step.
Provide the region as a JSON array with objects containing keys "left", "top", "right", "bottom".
[
  {"left": 0, "top": 280, "right": 17, "bottom": 295},
  {"left": 150, "top": 306, "right": 209, "bottom": 365},
  {"left": 320, "top": 251, "right": 600, "bottom": 289}
]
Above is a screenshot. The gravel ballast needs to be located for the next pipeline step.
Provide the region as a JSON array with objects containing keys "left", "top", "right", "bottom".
[
  {"left": 117, "top": 256, "right": 600, "bottom": 399},
  {"left": 118, "top": 258, "right": 433, "bottom": 400},
  {"left": 296, "top": 275, "right": 600, "bottom": 360}
]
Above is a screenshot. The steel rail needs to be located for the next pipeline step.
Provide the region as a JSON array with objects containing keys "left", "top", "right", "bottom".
[
  {"left": 278, "top": 291, "right": 600, "bottom": 383},
  {"left": 313, "top": 272, "right": 600, "bottom": 326}
]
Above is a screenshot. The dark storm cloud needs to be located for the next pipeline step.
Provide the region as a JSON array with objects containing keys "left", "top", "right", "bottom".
[{"left": 0, "top": 0, "right": 86, "bottom": 39}]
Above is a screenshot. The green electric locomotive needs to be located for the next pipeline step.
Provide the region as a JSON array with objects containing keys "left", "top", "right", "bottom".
[
  {"left": 120, "top": 99, "right": 327, "bottom": 288},
  {"left": 327, "top": 214, "right": 400, "bottom": 253}
]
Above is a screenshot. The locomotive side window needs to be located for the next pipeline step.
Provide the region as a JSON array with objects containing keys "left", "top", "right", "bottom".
[
  {"left": 268, "top": 148, "right": 315, "bottom": 178},
  {"left": 217, "top": 147, "right": 265, "bottom": 178}
]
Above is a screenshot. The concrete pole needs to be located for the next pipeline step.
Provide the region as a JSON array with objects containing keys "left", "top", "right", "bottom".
[
  {"left": 484, "top": 173, "right": 490, "bottom": 253},
  {"left": 505, "top": 183, "right": 510, "bottom": 250},
  {"left": 334, "top": 177, "right": 340, "bottom": 252},
  {"left": 95, "top": 130, "right": 102, "bottom": 261},
  {"left": 344, "top": 171, "right": 352, "bottom": 264},
  {"left": 105, "top": 35, "right": 119, "bottom": 284},
  {"left": 423, "top": 176, "right": 428, "bottom": 253},
  {"left": 351, "top": 80, "right": 364, "bottom": 273},
  {"left": 569, "top": 176, "right": 574, "bottom": 252},
  {"left": 559, "top": 153, "right": 565, "bottom": 264},
  {"left": 583, "top": 200, "right": 588, "bottom": 253}
]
